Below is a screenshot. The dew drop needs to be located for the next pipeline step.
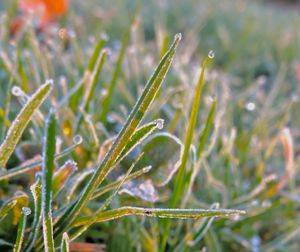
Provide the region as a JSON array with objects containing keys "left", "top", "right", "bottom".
[
  {"left": 22, "top": 207, "right": 31, "bottom": 216},
  {"left": 143, "top": 166, "right": 152, "bottom": 173},
  {"left": 73, "top": 135, "right": 83, "bottom": 145},
  {"left": 12, "top": 86, "right": 23, "bottom": 96},
  {"left": 46, "top": 79, "right": 54, "bottom": 85},
  {"left": 245, "top": 102, "right": 256, "bottom": 111},
  {"left": 208, "top": 50, "right": 215, "bottom": 59},
  {"left": 156, "top": 119, "right": 164, "bottom": 130},
  {"left": 175, "top": 33, "right": 182, "bottom": 41},
  {"left": 100, "top": 32, "right": 109, "bottom": 42}
]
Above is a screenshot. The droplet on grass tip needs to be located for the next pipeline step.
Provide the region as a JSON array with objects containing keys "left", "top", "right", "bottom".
[
  {"left": 156, "top": 119, "right": 164, "bottom": 130},
  {"left": 73, "top": 135, "right": 83, "bottom": 145},
  {"left": 12, "top": 86, "right": 23, "bottom": 96},
  {"left": 22, "top": 207, "right": 31, "bottom": 216},
  {"left": 208, "top": 50, "right": 215, "bottom": 59},
  {"left": 45, "top": 79, "right": 54, "bottom": 85},
  {"left": 175, "top": 33, "right": 182, "bottom": 41}
]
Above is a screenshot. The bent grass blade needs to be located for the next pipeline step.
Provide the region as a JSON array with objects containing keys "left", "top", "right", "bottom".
[{"left": 0, "top": 81, "right": 53, "bottom": 168}]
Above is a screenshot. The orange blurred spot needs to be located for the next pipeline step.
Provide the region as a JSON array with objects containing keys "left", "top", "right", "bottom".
[{"left": 18, "top": 0, "right": 68, "bottom": 26}]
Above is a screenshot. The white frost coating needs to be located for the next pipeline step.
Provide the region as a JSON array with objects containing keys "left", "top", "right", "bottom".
[
  {"left": 12, "top": 86, "right": 23, "bottom": 96},
  {"left": 73, "top": 135, "right": 83, "bottom": 145},
  {"left": 155, "top": 119, "right": 164, "bottom": 130},
  {"left": 208, "top": 50, "right": 215, "bottom": 59},
  {"left": 22, "top": 207, "right": 31, "bottom": 216}
]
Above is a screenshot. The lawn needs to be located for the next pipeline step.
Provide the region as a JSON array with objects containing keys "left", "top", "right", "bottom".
[{"left": 0, "top": 0, "right": 299, "bottom": 251}]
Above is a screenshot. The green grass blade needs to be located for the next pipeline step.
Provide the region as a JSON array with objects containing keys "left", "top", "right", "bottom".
[
  {"left": 74, "top": 49, "right": 108, "bottom": 132},
  {"left": 13, "top": 207, "right": 31, "bottom": 252},
  {"left": 87, "top": 37, "right": 107, "bottom": 72},
  {"left": 53, "top": 33, "right": 181, "bottom": 238},
  {"left": 160, "top": 51, "right": 214, "bottom": 252},
  {"left": 115, "top": 119, "right": 164, "bottom": 164},
  {"left": 41, "top": 111, "right": 56, "bottom": 252},
  {"left": 197, "top": 97, "right": 217, "bottom": 158},
  {"left": 74, "top": 206, "right": 245, "bottom": 227},
  {"left": 99, "top": 27, "right": 131, "bottom": 123},
  {"left": 24, "top": 179, "right": 42, "bottom": 252},
  {"left": 0, "top": 81, "right": 53, "bottom": 168},
  {"left": 61, "top": 233, "right": 70, "bottom": 252}
]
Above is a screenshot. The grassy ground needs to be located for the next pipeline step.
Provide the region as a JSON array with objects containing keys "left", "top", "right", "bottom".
[{"left": 0, "top": 0, "right": 300, "bottom": 251}]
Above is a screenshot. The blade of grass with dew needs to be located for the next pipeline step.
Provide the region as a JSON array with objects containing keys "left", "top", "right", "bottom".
[
  {"left": 0, "top": 134, "right": 82, "bottom": 181},
  {"left": 13, "top": 207, "right": 31, "bottom": 252},
  {"left": 41, "top": 111, "right": 56, "bottom": 252},
  {"left": 74, "top": 49, "right": 108, "bottom": 132},
  {"left": 74, "top": 207, "right": 245, "bottom": 227},
  {"left": 61, "top": 233, "right": 70, "bottom": 252},
  {"left": 0, "top": 81, "right": 53, "bottom": 168},
  {"left": 160, "top": 51, "right": 215, "bottom": 252},
  {"left": 24, "top": 178, "right": 42, "bottom": 252},
  {"left": 115, "top": 119, "right": 164, "bottom": 164},
  {"left": 52, "top": 33, "right": 182, "bottom": 240},
  {"left": 91, "top": 165, "right": 152, "bottom": 200},
  {"left": 99, "top": 25, "right": 131, "bottom": 123}
]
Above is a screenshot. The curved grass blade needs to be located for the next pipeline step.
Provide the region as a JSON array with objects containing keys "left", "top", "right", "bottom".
[
  {"left": 41, "top": 111, "right": 56, "bottom": 252},
  {"left": 0, "top": 81, "right": 53, "bottom": 168},
  {"left": 160, "top": 51, "right": 214, "bottom": 252},
  {"left": 53, "top": 33, "right": 182, "bottom": 238},
  {"left": 24, "top": 179, "right": 42, "bottom": 252},
  {"left": 74, "top": 206, "right": 245, "bottom": 227},
  {"left": 13, "top": 207, "right": 31, "bottom": 252},
  {"left": 115, "top": 119, "right": 164, "bottom": 164},
  {"left": 61, "top": 233, "right": 70, "bottom": 252}
]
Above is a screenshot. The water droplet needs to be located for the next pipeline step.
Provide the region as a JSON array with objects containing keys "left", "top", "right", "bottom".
[
  {"left": 46, "top": 79, "right": 54, "bottom": 85},
  {"left": 245, "top": 102, "right": 256, "bottom": 111},
  {"left": 143, "top": 166, "right": 152, "bottom": 173},
  {"left": 73, "top": 135, "right": 83, "bottom": 145},
  {"left": 156, "top": 119, "right": 164, "bottom": 130},
  {"left": 175, "top": 33, "right": 182, "bottom": 41},
  {"left": 208, "top": 50, "right": 215, "bottom": 59},
  {"left": 22, "top": 207, "right": 31, "bottom": 216},
  {"left": 12, "top": 86, "right": 23, "bottom": 96}
]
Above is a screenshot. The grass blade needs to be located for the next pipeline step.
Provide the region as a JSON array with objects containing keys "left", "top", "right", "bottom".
[
  {"left": 41, "top": 111, "right": 56, "bottom": 252},
  {"left": 74, "top": 206, "right": 245, "bottom": 227},
  {"left": 160, "top": 51, "right": 214, "bottom": 252},
  {"left": 53, "top": 33, "right": 182, "bottom": 238},
  {"left": 13, "top": 207, "right": 31, "bottom": 252},
  {"left": 99, "top": 26, "right": 131, "bottom": 123},
  {"left": 0, "top": 199, "right": 17, "bottom": 221},
  {"left": 0, "top": 81, "right": 53, "bottom": 168},
  {"left": 24, "top": 179, "right": 42, "bottom": 252},
  {"left": 74, "top": 49, "right": 108, "bottom": 132},
  {"left": 61, "top": 233, "right": 70, "bottom": 252}
]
